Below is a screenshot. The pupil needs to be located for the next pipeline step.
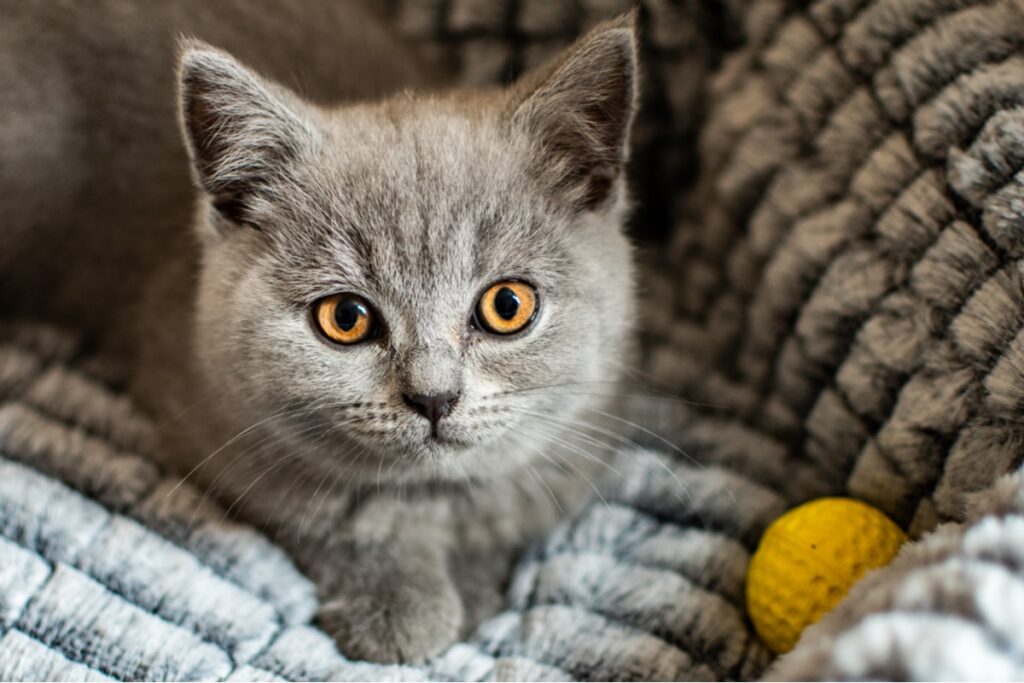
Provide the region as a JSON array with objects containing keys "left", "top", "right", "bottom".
[
  {"left": 494, "top": 287, "right": 520, "bottom": 321},
  {"left": 334, "top": 299, "right": 365, "bottom": 332}
]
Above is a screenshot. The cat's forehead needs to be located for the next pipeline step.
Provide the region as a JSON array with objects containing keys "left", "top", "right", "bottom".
[
  {"left": 322, "top": 103, "right": 527, "bottom": 202},
  {"left": 265, "top": 104, "right": 574, "bottom": 304}
]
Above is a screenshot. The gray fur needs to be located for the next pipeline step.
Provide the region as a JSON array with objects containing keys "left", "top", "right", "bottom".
[{"left": 0, "top": 3, "right": 639, "bottom": 663}]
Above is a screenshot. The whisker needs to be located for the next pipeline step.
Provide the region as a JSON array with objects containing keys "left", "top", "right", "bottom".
[
  {"left": 198, "top": 414, "right": 333, "bottom": 502},
  {"left": 510, "top": 405, "right": 694, "bottom": 508},
  {"left": 298, "top": 442, "right": 373, "bottom": 540},
  {"left": 529, "top": 436, "right": 610, "bottom": 509},
  {"left": 587, "top": 407, "right": 705, "bottom": 470},
  {"left": 522, "top": 461, "right": 563, "bottom": 515},
  {"left": 511, "top": 412, "right": 622, "bottom": 477},
  {"left": 298, "top": 459, "right": 342, "bottom": 538},
  {"left": 185, "top": 417, "right": 335, "bottom": 532},
  {"left": 511, "top": 406, "right": 651, "bottom": 462},
  {"left": 167, "top": 397, "right": 342, "bottom": 497},
  {"left": 484, "top": 379, "right": 725, "bottom": 411},
  {"left": 214, "top": 414, "right": 370, "bottom": 526}
]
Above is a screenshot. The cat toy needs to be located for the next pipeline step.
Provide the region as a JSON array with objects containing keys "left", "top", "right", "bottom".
[{"left": 745, "top": 497, "right": 907, "bottom": 654}]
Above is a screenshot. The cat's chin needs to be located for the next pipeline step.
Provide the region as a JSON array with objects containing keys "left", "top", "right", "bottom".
[
  {"left": 333, "top": 412, "right": 518, "bottom": 464},
  {"left": 398, "top": 436, "right": 476, "bottom": 463},
  {"left": 337, "top": 430, "right": 534, "bottom": 486}
]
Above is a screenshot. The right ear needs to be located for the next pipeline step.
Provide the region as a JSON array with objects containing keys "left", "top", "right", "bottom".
[
  {"left": 507, "top": 13, "right": 639, "bottom": 212},
  {"left": 177, "top": 39, "right": 315, "bottom": 227}
]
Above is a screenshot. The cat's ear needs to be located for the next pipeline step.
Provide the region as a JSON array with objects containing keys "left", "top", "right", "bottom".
[
  {"left": 177, "top": 39, "right": 315, "bottom": 228},
  {"left": 509, "top": 12, "right": 639, "bottom": 212}
]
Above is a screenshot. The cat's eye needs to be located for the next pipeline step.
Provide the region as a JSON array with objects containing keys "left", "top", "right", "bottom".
[
  {"left": 314, "top": 293, "right": 378, "bottom": 345},
  {"left": 474, "top": 281, "right": 538, "bottom": 335}
]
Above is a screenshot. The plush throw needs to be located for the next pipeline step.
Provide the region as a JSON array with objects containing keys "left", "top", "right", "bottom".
[
  {"left": 3, "top": 0, "right": 1024, "bottom": 679},
  {"left": 0, "top": 322, "right": 779, "bottom": 680}
]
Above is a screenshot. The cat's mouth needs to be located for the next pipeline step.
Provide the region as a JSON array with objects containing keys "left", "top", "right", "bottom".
[
  {"left": 379, "top": 417, "right": 505, "bottom": 464},
  {"left": 291, "top": 401, "right": 517, "bottom": 472},
  {"left": 423, "top": 430, "right": 473, "bottom": 449}
]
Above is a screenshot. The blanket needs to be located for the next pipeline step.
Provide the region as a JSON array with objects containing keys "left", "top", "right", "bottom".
[
  {"left": 4, "top": 0, "right": 1024, "bottom": 678},
  {"left": 0, "top": 322, "right": 778, "bottom": 680}
]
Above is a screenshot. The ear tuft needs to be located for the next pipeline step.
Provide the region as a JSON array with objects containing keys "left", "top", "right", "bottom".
[
  {"left": 177, "top": 38, "right": 312, "bottom": 227},
  {"left": 510, "top": 12, "right": 639, "bottom": 211}
]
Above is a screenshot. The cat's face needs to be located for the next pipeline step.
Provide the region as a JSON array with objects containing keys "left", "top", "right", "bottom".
[{"left": 180, "top": 19, "right": 637, "bottom": 484}]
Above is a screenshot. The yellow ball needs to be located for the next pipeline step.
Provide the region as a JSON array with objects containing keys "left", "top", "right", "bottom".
[{"left": 746, "top": 497, "right": 907, "bottom": 654}]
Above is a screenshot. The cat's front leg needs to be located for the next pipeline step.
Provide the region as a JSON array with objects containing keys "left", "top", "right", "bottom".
[{"left": 315, "top": 538, "right": 464, "bottom": 664}]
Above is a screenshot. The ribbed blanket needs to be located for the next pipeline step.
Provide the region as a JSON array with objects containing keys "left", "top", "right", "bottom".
[
  {"left": 0, "top": 323, "right": 780, "bottom": 680},
  {"left": 3, "top": 0, "right": 1024, "bottom": 678}
]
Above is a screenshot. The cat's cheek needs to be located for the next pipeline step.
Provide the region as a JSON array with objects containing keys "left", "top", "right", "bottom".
[
  {"left": 469, "top": 340, "right": 540, "bottom": 391},
  {"left": 307, "top": 341, "right": 391, "bottom": 390}
]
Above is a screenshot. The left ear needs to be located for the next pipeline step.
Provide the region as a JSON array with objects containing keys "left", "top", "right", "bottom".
[
  {"left": 509, "top": 12, "right": 639, "bottom": 211},
  {"left": 177, "top": 39, "right": 317, "bottom": 230}
]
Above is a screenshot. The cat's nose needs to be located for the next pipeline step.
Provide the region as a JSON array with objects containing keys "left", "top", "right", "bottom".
[{"left": 402, "top": 392, "right": 460, "bottom": 427}]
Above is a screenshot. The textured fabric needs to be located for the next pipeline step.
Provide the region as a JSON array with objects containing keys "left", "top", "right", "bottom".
[
  {"left": 5, "top": 0, "right": 1024, "bottom": 679},
  {"left": 648, "top": 0, "right": 1024, "bottom": 536},
  {"left": 636, "top": 0, "right": 1024, "bottom": 675},
  {"left": 769, "top": 470, "right": 1024, "bottom": 679},
  {"left": 0, "top": 323, "right": 776, "bottom": 681}
]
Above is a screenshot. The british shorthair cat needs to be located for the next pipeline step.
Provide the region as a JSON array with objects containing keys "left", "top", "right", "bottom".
[{"left": 0, "top": 1, "right": 639, "bottom": 662}]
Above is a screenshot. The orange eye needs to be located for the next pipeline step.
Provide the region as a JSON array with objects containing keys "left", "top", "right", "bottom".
[
  {"left": 314, "top": 293, "right": 377, "bottom": 345},
  {"left": 474, "top": 281, "right": 538, "bottom": 335}
]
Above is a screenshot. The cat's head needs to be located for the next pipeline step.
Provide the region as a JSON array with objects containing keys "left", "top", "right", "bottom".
[{"left": 177, "top": 15, "right": 638, "bottom": 485}]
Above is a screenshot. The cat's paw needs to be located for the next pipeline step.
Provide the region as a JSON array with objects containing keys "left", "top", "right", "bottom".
[{"left": 317, "top": 553, "right": 464, "bottom": 664}]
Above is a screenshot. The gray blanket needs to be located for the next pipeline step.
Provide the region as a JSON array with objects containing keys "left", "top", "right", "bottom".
[
  {"left": 5, "top": 0, "right": 1024, "bottom": 678},
  {"left": 0, "top": 324, "right": 779, "bottom": 680}
]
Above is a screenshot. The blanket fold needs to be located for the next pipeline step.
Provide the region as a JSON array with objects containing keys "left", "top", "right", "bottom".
[{"left": 0, "top": 327, "right": 776, "bottom": 681}]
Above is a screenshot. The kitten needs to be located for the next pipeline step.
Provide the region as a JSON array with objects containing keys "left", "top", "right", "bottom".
[{"left": 1, "top": 2, "right": 639, "bottom": 663}]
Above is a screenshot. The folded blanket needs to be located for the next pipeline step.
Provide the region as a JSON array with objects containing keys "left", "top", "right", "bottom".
[
  {"left": 770, "top": 469, "right": 1024, "bottom": 679},
  {"left": 5, "top": 320, "right": 1024, "bottom": 681},
  {"left": 0, "top": 323, "right": 779, "bottom": 681},
  {"left": 638, "top": 0, "right": 1024, "bottom": 673}
]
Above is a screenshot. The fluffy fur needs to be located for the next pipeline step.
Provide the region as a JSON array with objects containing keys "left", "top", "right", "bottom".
[{"left": 0, "top": 2, "right": 639, "bottom": 663}]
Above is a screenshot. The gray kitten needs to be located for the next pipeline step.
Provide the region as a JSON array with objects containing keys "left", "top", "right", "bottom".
[{"left": 1, "top": 1, "right": 638, "bottom": 663}]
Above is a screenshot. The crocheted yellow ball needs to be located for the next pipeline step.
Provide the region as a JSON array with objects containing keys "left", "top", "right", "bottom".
[{"left": 746, "top": 497, "right": 907, "bottom": 654}]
